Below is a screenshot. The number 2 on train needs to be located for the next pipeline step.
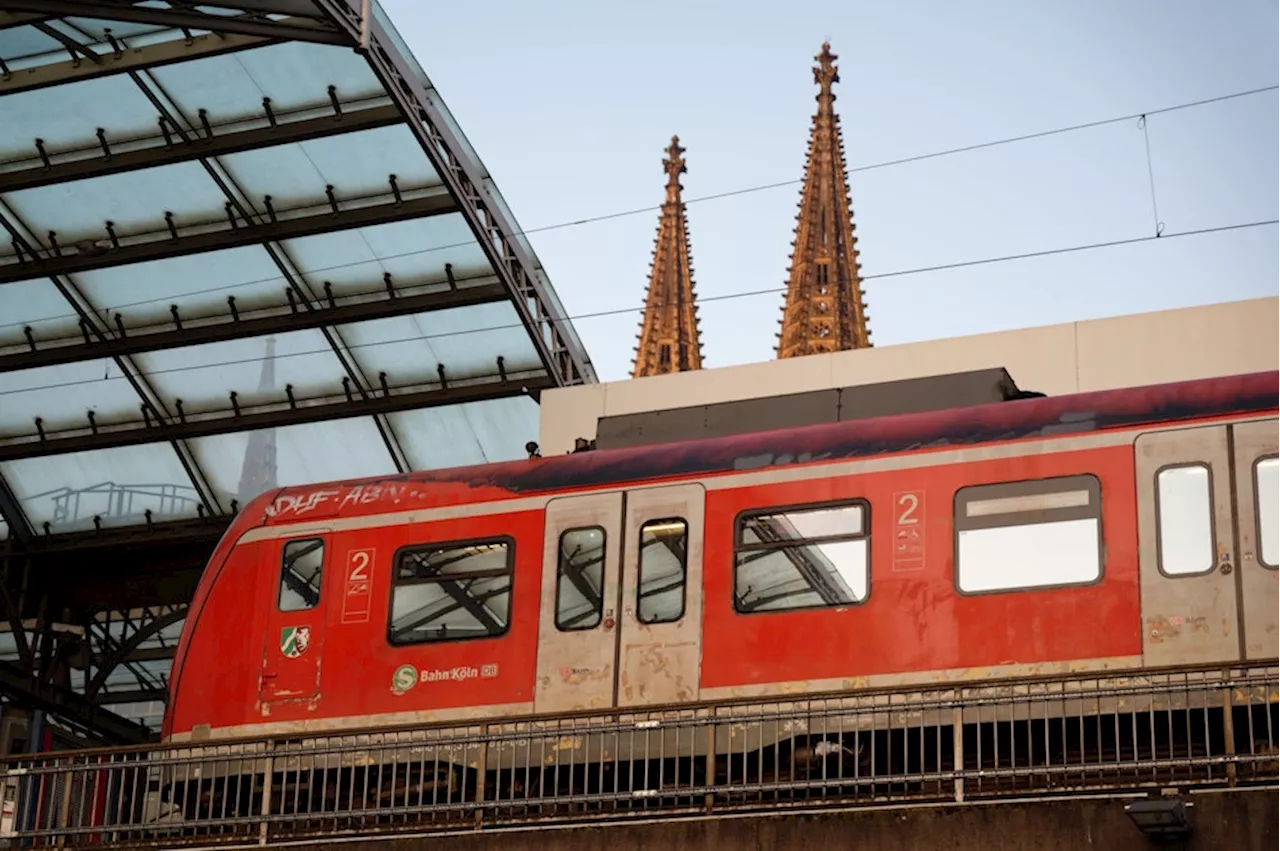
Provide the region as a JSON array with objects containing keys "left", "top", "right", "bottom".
[{"left": 342, "top": 548, "right": 375, "bottom": 624}]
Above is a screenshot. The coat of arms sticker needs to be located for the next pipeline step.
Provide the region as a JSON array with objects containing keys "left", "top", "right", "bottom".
[{"left": 280, "top": 626, "right": 311, "bottom": 658}]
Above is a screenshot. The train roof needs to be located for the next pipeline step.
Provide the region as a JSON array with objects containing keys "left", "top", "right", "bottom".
[{"left": 246, "top": 369, "right": 1278, "bottom": 529}]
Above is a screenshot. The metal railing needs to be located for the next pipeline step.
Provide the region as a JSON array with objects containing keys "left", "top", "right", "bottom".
[{"left": 1, "top": 662, "right": 1275, "bottom": 847}]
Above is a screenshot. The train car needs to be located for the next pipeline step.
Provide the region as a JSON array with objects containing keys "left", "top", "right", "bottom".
[{"left": 157, "top": 369, "right": 1277, "bottom": 813}]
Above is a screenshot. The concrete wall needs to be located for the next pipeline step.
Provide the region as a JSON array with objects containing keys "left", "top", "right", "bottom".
[
  {"left": 540, "top": 297, "right": 1279, "bottom": 455},
  {"left": 299, "top": 789, "right": 1276, "bottom": 851}
]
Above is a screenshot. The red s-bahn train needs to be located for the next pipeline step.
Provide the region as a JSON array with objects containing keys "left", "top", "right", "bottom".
[{"left": 162, "top": 369, "right": 1278, "bottom": 746}]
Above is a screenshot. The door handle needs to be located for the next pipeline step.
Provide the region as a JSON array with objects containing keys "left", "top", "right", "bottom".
[{"left": 262, "top": 672, "right": 278, "bottom": 679}]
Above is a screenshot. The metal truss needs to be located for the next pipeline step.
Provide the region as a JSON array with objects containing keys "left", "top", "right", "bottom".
[
  {"left": 0, "top": 280, "right": 509, "bottom": 373},
  {"left": 0, "top": 102, "right": 402, "bottom": 193},
  {"left": 0, "top": 1, "right": 349, "bottom": 46},
  {"left": 0, "top": 191, "right": 458, "bottom": 285},
  {"left": 0, "top": 370, "right": 556, "bottom": 461},
  {"left": 315, "top": 0, "right": 597, "bottom": 388}
]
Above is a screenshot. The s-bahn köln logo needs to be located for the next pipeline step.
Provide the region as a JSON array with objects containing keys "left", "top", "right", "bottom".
[
  {"left": 391, "top": 663, "right": 499, "bottom": 694},
  {"left": 280, "top": 626, "right": 311, "bottom": 658}
]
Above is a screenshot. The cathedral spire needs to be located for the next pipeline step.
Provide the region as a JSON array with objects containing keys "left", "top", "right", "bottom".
[
  {"left": 632, "top": 135, "right": 704, "bottom": 378},
  {"left": 776, "top": 41, "right": 872, "bottom": 360},
  {"left": 235, "top": 337, "right": 278, "bottom": 507}
]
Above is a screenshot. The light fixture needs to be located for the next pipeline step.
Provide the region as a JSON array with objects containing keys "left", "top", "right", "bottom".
[{"left": 1124, "top": 797, "right": 1193, "bottom": 843}]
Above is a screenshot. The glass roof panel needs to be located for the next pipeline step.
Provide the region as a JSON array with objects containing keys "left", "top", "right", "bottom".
[
  {"left": 147, "top": 41, "right": 384, "bottom": 127},
  {"left": 73, "top": 245, "right": 290, "bottom": 330},
  {"left": 5, "top": 161, "right": 226, "bottom": 246},
  {"left": 132, "top": 329, "right": 349, "bottom": 416},
  {"left": 216, "top": 124, "right": 441, "bottom": 210},
  {"left": 0, "top": 361, "right": 145, "bottom": 436},
  {"left": 60, "top": 17, "right": 173, "bottom": 41},
  {"left": 189, "top": 415, "right": 398, "bottom": 508},
  {"left": 0, "top": 25, "right": 61, "bottom": 67},
  {"left": 337, "top": 302, "right": 541, "bottom": 385},
  {"left": 279, "top": 214, "right": 493, "bottom": 296},
  {"left": 0, "top": 278, "right": 79, "bottom": 349},
  {"left": 0, "top": 74, "right": 158, "bottom": 165},
  {"left": 390, "top": 396, "right": 539, "bottom": 471},
  {"left": 1, "top": 442, "right": 201, "bottom": 533}
]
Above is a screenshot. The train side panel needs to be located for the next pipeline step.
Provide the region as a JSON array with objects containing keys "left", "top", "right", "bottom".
[
  {"left": 168, "top": 509, "right": 546, "bottom": 740},
  {"left": 700, "top": 443, "right": 1141, "bottom": 694}
]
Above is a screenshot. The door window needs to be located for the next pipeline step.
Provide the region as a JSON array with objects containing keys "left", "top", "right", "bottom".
[
  {"left": 1155, "top": 464, "right": 1216, "bottom": 576},
  {"left": 1256, "top": 456, "right": 1278, "bottom": 568},
  {"left": 278, "top": 538, "right": 325, "bottom": 612},
  {"left": 555, "top": 527, "right": 606, "bottom": 631},
  {"left": 637, "top": 518, "right": 688, "bottom": 624}
]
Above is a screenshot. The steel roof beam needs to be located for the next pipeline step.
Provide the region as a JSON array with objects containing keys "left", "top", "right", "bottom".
[
  {"left": 0, "top": 103, "right": 403, "bottom": 194},
  {"left": 0, "top": 1, "right": 349, "bottom": 46},
  {"left": 0, "top": 281, "right": 507, "bottom": 373},
  {"left": 0, "top": 191, "right": 457, "bottom": 285},
  {"left": 0, "top": 371, "right": 555, "bottom": 461},
  {"left": 0, "top": 475, "right": 33, "bottom": 543},
  {"left": 0, "top": 659, "right": 151, "bottom": 744},
  {"left": 315, "top": 2, "right": 597, "bottom": 388},
  {"left": 0, "top": 27, "right": 270, "bottom": 96}
]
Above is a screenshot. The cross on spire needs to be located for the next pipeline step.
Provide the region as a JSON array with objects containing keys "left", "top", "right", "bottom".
[
  {"left": 663, "top": 135, "right": 687, "bottom": 203},
  {"left": 813, "top": 41, "right": 839, "bottom": 102}
]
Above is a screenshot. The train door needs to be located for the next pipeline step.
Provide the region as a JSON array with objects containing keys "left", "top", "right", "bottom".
[
  {"left": 616, "top": 483, "right": 706, "bottom": 707},
  {"left": 534, "top": 492, "right": 624, "bottom": 713},
  {"left": 260, "top": 533, "right": 331, "bottom": 704},
  {"left": 1231, "top": 420, "right": 1278, "bottom": 661},
  {"left": 1135, "top": 422, "right": 1278, "bottom": 666}
]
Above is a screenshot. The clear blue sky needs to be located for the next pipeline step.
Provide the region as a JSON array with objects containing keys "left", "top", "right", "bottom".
[{"left": 380, "top": 0, "right": 1278, "bottom": 383}]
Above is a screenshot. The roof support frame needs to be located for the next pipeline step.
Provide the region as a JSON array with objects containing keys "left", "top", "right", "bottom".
[
  {"left": 314, "top": 1, "right": 596, "bottom": 388},
  {"left": 126, "top": 64, "right": 410, "bottom": 473},
  {"left": 0, "top": 199, "right": 225, "bottom": 515},
  {"left": 1, "top": 281, "right": 508, "bottom": 373},
  {"left": 0, "top": 475, "right": 33, "bottom": 543},
  {"left": 0, "top": 26, "right": 270, "bottom": 96},
  {"left": 0, "top": 191, "right": 457, "bottom": 285},
  {"left": 0, "top": 102, "right": 403, "bottom": 193},
  {"left": 0, "top": 0, "right": 349, "bottom": 46},
  {"left": 0, "top": 659, "right": 151, "bottom": 744},
  {"left": 0, "top": 370, "right": 554, "bottom": 461}
]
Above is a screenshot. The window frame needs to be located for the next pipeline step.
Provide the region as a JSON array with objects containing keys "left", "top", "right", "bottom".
[
  {"left": 1254, "top": 453, "right": 1279, "bottom": 570},
  {"left": 731, "top": 497, "right": 872, "bottom": 616},
  {"left": 278, "top": 537, "right": 326, "bottom": 613},
  {"left": 1152, "top": 461, "right": 1218, "bottom": 579},
  {"left": 386, "top": 534, "right": 516, "bottom": 647},
  {"left": 636, "top": 516, "right": 689, "bottom": 625},
  {"left": 952, "top": 474, "right": 1105, "bottom": 597},
  {"left": 554, "top": 525, "right": 608, "bottom": 632}
]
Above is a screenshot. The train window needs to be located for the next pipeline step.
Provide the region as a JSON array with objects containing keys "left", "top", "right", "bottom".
[
  {"left": 278, "top": 538, "right": 325, "bottom": 612},
  {"left": 733, "top": 501, "right": 868, "bottom": 614},
  {"left": 954, "top": 475, "right": 1102, "bottom": 594},
  {"left": 637, "top": 518, "right": 688, "bottom": 624},
  {"left": 388, "top": 539, "right": 512, "bottom": 645},
  {"left": 1256, "top": 457, "right": 1278, "bottom": 569},
  {"left": 555, "top": 527, "right": 606, "bottom": 631},
  {"left": 1155, "top": 464, "right": 1215, "bottom": 576}
]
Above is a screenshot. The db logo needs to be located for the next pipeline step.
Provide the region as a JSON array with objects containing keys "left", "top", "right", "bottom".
[{"left": 391, "top": 664, "right": 417, "bottom": 695}]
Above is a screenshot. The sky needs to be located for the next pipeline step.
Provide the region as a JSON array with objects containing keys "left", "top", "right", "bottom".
[{"left": 377, "top": 0, "right": 1279, "bottom": 383}]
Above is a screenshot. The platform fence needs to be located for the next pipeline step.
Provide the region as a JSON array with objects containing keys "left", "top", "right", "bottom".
[{"left": 0, "top": 662, "right": 1275, "bottom": 847}]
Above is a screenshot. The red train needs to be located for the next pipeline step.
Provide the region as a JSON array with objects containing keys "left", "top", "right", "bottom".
[{"left": 163, "top": 369, "right": 1278, "bottom": 745}]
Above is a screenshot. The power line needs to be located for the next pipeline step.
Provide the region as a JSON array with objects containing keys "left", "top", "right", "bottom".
[
  {"left": 1, "top": 82, "right": 1275, "bottom": 333},
  {"left": 2, "top": 217, "right": 1273, "bottom": 399}
]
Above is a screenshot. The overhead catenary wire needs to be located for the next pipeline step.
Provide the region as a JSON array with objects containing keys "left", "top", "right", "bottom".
[
  {"left": 0, "top": 82, "right": 1275, "bottom": 333},
  {"left": 1, "top": 217, "right": 1274, "bottom": 399}
]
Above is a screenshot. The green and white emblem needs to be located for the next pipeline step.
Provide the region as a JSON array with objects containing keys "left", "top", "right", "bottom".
[
  {"left": 280, "top": 626, "right": 311, "bottom": 659},
  {"left": 391, "top": 664, "right": 418, "bottom": 695}
]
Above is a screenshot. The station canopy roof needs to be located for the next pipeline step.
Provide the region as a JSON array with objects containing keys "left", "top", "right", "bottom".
[{"left": 0, "top": 0, "right": 597, "bottom": 550}]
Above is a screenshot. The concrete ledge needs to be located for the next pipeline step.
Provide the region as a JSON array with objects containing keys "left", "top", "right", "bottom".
[{"left": 258, "top": 788, "right": 1276, "bottom": 851}]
